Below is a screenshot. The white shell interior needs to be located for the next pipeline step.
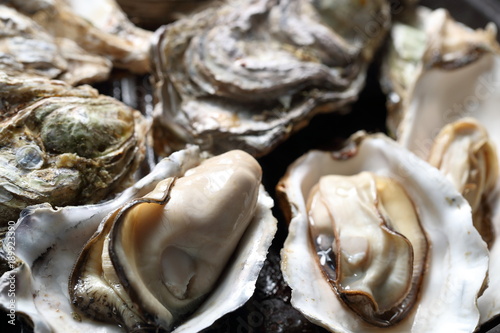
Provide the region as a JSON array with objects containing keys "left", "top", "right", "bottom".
[
  {"left": 394, "top": 32, "right": 500, "bottom": 325},
  {"left": 280, "top": 134, "right": 489, "bottom": 332},
  {"left": 0, "top": 146, "right": 277, "bottom": 332}
]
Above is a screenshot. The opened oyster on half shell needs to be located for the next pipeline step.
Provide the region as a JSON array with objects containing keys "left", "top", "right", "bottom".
[
  {"left": 276, "top": 132, "right": 489, "bottom": 332},
  {"left": 0, "top": 146, "right": 277, "bottom": 332},
  {"left": 151, "top": 0, "right": 391, "bottom": 157},
  {"left": 4, "top": 0, "right": 153, "bottom": 74},
  {"left": 0, "top": 72, "right": 148, "bottom": 228},
  {"left": 380, "top": 6, "right": 500, "bottom": 325}
]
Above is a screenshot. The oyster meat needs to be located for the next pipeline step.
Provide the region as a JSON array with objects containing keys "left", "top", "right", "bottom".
[
  {"left": 428, "top": 117, "right": 498, "bottom": 247},
  {"left": 276, "top": 132, "right": 489, "bottom": 332},
  {"left": 380, "top": 6, "right": 500, "bottom": 325},
  {"left": 151, "top": 0, "right": 391, "bottom": 157},
  {"left": 5, "top": 0, "right": 153, "bottom": 74},
  {"left": 0, "top": 72, "right": 148, "bottom": 227},
  {"left": 0, "top": 5, "right": 111, "bottom": 85},
  {"left": 0, "top": 147, "right": 277, "bottom": 332}
]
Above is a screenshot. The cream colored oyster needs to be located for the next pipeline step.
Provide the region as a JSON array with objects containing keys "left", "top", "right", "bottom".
[
  {"left": 151, "top": 0, "right": 391, "bottom": 157},
  {"left": 6, "top": 0, "right": 153, "bottom": 73},
  {"left": 306, "top": 172, "right": 428, "bottom": 327},
  {"left": 277, "top": 132, "right": 489, "bottom": 332},
  {"left": 380, "top": 7, "right": 500, "bottom": 325},
  {"left": 0, "top": 72, "right": 148, "bottom": 227},
  {"left": 428, "top": 118, "right": 498, "bottom": 247},
  {"left": 0, "top": 147, "right": 277, "bottom": 332}
]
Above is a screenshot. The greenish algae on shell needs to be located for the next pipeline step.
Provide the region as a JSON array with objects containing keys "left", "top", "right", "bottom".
[{"left": 0, "top": 72, "right": 149, "bottom": 227}]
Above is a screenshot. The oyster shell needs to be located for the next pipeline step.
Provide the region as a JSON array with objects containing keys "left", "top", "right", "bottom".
[
  {"left": 0, "top": 72, "right": 148, "bottom": 227},
  {"left": 0, "top": 5, "right": 111, "bottom": 85},
  {"left": 0, "top": 146, "right": 277, "bottom": 332},
  {"left": 380, "top": 6, "right": 499, "bottom": 142},
  {"left": 276, "top": 132, "right": 489, "bottom": 332},
  {"left": 151, "top": 0, "right": 391, "bottom": 157},
  {"left": 5, "top": 0, "right": 153, "bottom": 74},
  {"left": 380, "top": 6, "right": 500, "bottom": 325}
]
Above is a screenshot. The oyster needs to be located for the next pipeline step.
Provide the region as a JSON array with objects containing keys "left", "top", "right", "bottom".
[
  {"left": 0, "top": 5, "right": 111, "bottom": 85},
  {"left": 0, "top": 147, "right": 277, "bottom": 332},
  {"left": 0, "top": 72, "right": 148, "bottom": 227},
  {"left": 5, "top": 0, "right": 153, "bottom": 74},
  {"left": 380, "top": 6, "right": 500, "bottom": 143},
  {"left": 428, "top": 118, "right": 498, "bottom": 247},
  {"left": 151, "top": 0, "right": 391, "bottom": 157},
  {"left": 380, "top": 6, "right": 500, "bottom": 325},
  {"left": 276, "top": 132, "right": 489, "bottom": 332}
]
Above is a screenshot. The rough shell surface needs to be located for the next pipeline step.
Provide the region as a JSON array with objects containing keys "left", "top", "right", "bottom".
[
  {"left": 5, "top": 0, "right": 153, "bottom": 74},
  {"left": 0, "top": 5, "right": 111, "bottom": 85},
  {"left": 0, "top": 72, "right": 148, "bottom": 226},
  {"left": 151, "top": 0, "right": 391, "bottom": 157}
]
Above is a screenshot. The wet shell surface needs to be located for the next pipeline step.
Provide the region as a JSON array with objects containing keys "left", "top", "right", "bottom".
[
  {"left": 380, "top": 6, "right": 500, "bottom": 325},
  {"left": 276, "top": 132, "right": 489, "bottom": 332},
  {"left": 0, "top": 146, "right": 277, "bottom": 332},
  {"left": 5, "top": 0, "right": 153, "bottom": 74},
  {"left": 0, "top": 4, "right": 111, "bottom": 85},
  {"left": 151, "top": 0, "right": 391, "bottom": 157},
  {"left": 0, "top": 72, "right": 148, "bottom": 227}
]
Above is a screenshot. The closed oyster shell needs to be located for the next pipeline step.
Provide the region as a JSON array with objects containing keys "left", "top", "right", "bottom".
[
  {"left": 5, "top": 0, "right": 153, "bottom": 74},
  {"left": 0, "top": 5, "right": 111, "bottom": 85},
  {"left": 276, "top": 132, "right": 489, "bottom": 332},
  {"left": 380, "top": 6, "right": 500, "bottom": 325},
  {"left": 0, "top": 146, "right": 277, "bottom": 332},
  {"left": 151, "top": 0, "right": 391, "bottom": 157},
  {"left": 0, "top": 72, "right": 148, "bottom": 226}
]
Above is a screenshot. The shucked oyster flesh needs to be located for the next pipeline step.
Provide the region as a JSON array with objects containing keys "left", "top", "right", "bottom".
[
  {"left": 380, "top": 6, "right": 500, "bottom": 325},
  {"left": 0, "top": 72, "right": 148, "bottom": 227},
  {"left": 277, "top": 132, "right": 489, "bottom": 332},
  {"left": 0, "top": 5, "right": 111, "bottom": 85},
  {"left": 0, "top": 146, "right": 277, "bottom": 333},
  {"left": 428, "top": 118, "right": 498, "bottom": 247},
  {"left": 307, "top": 172, "right": 428, "bottom": 327},
  {"left": 70, "top": 150, "right": 263, "bottom": 331},
  {"left": 5, "top": 0, "right": 153, "bottom": 74},
  {"left": 151, "top": 0, "right": 391, "bottom": 157}
]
